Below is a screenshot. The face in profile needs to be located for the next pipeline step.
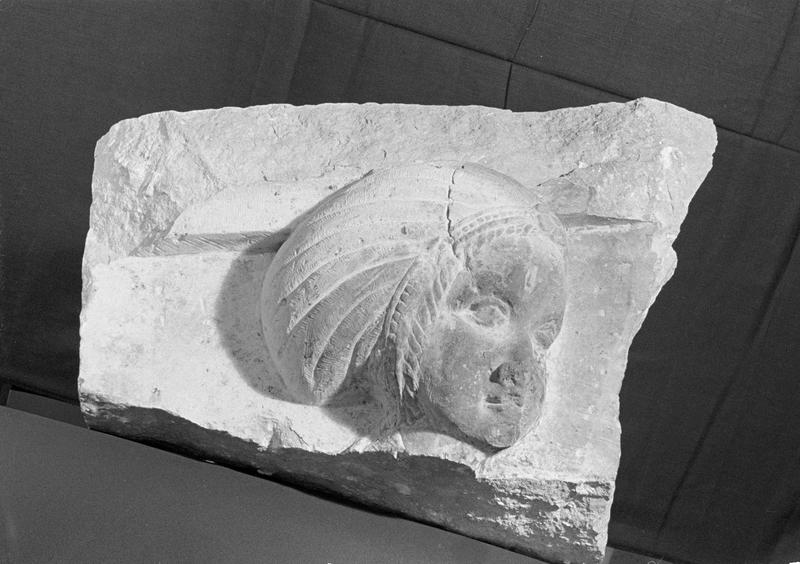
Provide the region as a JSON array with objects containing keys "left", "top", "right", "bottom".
[
  {"left": 261, "top": 163, "right": 566, "bottom": 450},
  {"left": 416, "top": 225, "right": 565, "bottom": 448}
]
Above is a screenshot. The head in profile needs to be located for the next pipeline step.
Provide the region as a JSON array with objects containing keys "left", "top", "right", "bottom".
[{"left": 261, "top": 163, "right": 566, "bottom": 448}]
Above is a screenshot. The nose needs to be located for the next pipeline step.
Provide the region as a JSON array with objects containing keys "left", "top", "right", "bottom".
[
  {"left": 490, "top": 332, "right": 538, "bottom": 384},
  {"left": 489, "top": 360, "right": 529, "bottom": 388}
]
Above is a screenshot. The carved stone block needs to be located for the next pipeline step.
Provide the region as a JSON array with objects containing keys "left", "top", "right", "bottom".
[{"left": 80, "top": 100, "right": 715, "bottom": 563}]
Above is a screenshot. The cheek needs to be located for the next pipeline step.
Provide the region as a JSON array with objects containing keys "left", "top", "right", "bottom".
[{"left": 425, "top": 317, "right": 499, "bottom": 397}]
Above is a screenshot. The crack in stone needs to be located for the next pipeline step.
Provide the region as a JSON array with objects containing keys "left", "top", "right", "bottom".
[
  {"left": 536, "top": 167, "right": 579, "bottom": 186},
  {"left": 445, "top": 168, "right": 458, "bottom": 257}
]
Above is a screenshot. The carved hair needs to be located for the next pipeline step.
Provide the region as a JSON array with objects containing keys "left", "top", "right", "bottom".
[{"left": 260, "top": 163, "right": 565, "bottom": 406}]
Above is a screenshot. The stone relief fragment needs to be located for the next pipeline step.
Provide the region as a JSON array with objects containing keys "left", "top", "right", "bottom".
[
  {"left": 262, "top": 163, "right": 566, "bottom": 448},
  {"left": 79, "top": 100, "right": 716, "bottom": 563}
]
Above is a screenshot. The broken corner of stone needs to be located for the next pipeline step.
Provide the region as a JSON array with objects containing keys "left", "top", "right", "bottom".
[{"left": 79, "top": 98, "right": 716, "bottom": 564}]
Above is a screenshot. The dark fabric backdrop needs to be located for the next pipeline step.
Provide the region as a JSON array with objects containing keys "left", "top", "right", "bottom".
[{"left": 2, "top": 1, "right": 799, "bottom": 562}]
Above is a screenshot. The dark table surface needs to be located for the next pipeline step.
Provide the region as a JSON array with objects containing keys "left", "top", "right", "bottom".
[{"left": 0, "top": 405, "right": 547, "bottom": 564}]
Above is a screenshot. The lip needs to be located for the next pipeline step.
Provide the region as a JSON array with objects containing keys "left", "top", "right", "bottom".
[{"left": 484, "top": 393, "right": 524, "bottom": 412}]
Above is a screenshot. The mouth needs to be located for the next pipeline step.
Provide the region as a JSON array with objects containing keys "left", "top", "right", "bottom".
[{"left": 484, "top": 390, "right": 524, "bottom": 410}]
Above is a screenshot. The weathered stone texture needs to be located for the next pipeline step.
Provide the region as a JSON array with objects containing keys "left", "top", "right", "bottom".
[{"left": 80, "top": 99, "right": 715, "bottom": 563}]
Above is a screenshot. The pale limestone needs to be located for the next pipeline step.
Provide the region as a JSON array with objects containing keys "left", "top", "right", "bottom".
[{"left": 80, "top": 99, "right": 716, "bottom": 563}]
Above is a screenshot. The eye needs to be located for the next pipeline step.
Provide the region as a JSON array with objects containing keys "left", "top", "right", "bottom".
[
  {"left": 467, "top": 297, "right": 510, "bottom": 328},
  {"left": 533, "top": 318, "right": 561, "bottom": 347}
]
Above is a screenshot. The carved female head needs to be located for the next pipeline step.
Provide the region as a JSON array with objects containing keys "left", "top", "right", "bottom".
[{"left": 261, "top": 163, "right": 566, "bottom": 448}]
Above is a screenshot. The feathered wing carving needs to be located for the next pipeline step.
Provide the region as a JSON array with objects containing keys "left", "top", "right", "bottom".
[{"left": 261, "top": 166, "right": 454, "bottom": 404}]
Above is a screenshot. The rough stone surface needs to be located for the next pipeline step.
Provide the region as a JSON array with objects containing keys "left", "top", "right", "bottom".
[{"left": 80, "top": 99, "right": 716, "bottom": 563}]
